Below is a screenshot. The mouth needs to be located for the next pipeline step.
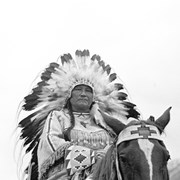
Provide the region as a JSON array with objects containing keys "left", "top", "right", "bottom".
[
  {"left": 77, "top": 99, "right": 88, "bottom": 103},
  {"left": 78, "top": 98, "right": 88, "bottom": 101}
]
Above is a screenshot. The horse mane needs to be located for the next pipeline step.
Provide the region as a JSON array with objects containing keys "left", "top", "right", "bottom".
[{"left": 93, "top": 144, "right": 117, "bottom": 180}]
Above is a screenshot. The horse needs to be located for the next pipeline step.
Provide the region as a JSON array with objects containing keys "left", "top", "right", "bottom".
[{"left": 93, "top": 107, "right": 171, "bottom": 180}]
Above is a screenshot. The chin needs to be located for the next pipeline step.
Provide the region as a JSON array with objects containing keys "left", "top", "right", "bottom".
[
  {"left": 77, "top": 104, "right": 90, "bottom": 111},
  {"left": 78, "top": 101, "right": 88, "bottom": 106},
  {"left": 79, "top": 105, "right": 89, "bottom": 109}
]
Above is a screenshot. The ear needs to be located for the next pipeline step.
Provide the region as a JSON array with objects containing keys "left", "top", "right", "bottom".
[
  {"left": 155, "top": 107, "right": 171, "bottom": 132},
  {"left": 100, "top": 110, "right": 126, "bottom": 135}
]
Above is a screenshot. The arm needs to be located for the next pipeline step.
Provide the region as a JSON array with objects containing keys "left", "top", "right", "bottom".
[
  {"left": 37, "top": 110, "right": 71, "bottom": 178},
  {"left": 42, "top": 110, "right": 67, "bottom": 152}
]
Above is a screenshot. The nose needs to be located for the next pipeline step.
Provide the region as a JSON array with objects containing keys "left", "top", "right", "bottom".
[{"left": 80, "top": 89, "right": 87, "bottom": 96}]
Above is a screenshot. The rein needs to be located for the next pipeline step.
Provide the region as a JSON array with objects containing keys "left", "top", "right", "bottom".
[{"left": 115, "top": 123, "right": 162, "bottom": 180}]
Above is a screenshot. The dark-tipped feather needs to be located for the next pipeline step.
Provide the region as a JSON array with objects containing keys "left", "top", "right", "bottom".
[
  {"left": 49, "top": 62, "right": 59, "bottom": 68},
  {"left": 75, "top": 50, "right": 82, "bottom": 56},
  {"left": 41, "top": 71, "right": 52, "bottom": 81},
  {"left": 118, "top": 92, "right": 127, "bottom": 100},
  {"left": 114, "top": 83, "right": 123, "bottom": 90},
  {"left": 23, "top": 100, "right": 40, "bottom": 111},
  {"left": 104, "top": 65, "right": 111, "bottom": 74},
  {"left": 23, "top": 62, "right": 59, "bottom": 111},
  {"left": 91, "top": 54, "right": 101, "bottom": 61},
  {"left": 82, "top": 49, "right": 90, "bottom": 56},
  {"left": 91, "top": 54, "right": 96, "bottom": 61},
  {"left": 19, "top": 109, "right": 49, "bottom": 153},
  {"left": 24, "top": 94, "right": 39, "bottom": 101},
  {"left": 61, "top": 54, "right": 73, "bottom": 64},
  {"left": 109, "top": 73, "right": 117, "bottom": 82},
  {"left": 37, "top": 81, "right": 48, "bottom": 87},
  {"left": 122, "top": 101, "right": 140, "bottom": 119}
]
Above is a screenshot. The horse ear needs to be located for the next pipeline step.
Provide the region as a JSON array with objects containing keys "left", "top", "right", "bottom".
[
  {"left": 100, "top": 111, "right": 126, "bottom": 135},
  {"left": 155, "top": 107, "right": 171, "bottom": 131}
]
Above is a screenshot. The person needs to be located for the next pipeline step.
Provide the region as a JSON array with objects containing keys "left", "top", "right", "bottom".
[{"left": 17, "top": 50, "right": 140, "bottom": 180}]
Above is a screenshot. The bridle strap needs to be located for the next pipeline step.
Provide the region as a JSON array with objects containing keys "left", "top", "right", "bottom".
[
  {"left": 116, "top": 124, "right": 162, "bottom": 146},
  {"left": 115, "top": 124, "right": 162, "bottom": 180},
  {"left": 115, "top": 147, "right": 122, "bottom": 180}
]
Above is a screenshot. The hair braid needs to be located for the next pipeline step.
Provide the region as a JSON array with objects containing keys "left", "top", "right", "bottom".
[{"left": 64, "top": 99, "right": 75, "bottom": 141}]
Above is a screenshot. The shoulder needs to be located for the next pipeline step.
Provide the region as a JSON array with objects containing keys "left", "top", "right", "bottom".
[
  {"left": 50, "top": 109, "right": 71, "bottom": 128},
  {"left": 52, "top": 109, "right": 69, "bottom": 118}
]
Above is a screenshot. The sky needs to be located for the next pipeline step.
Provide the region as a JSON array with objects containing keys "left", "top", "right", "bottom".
[{"left": 0, "top": 0, "right": 180, "bottom": 179}]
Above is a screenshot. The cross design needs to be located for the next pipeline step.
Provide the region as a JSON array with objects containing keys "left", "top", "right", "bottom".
[{"left": 131, "top": 124, "right": 157, "bottom": 139}]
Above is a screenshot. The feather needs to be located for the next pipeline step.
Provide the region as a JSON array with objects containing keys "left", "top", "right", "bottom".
[
  {"left": 49, "top": 62, "right": 59, "bottom": 68},
  {"left": 31, "top": 86, "right": 42, "bottom": 93},
  {"left": 75, "top": 49, "right": 82, "bottom": 56},
  {"left": 114, "top": 83, "right": 123, "bottom": 90},
  {"left": 104, "top": 65, "right": 111, "bottom": 75},
  {"left": 122, "top": 101, "right": 136, "bottom": 108},
  {"left": 82, "top": 49, "right": 90, "bottom": 56},
  {"left": 91, "top": 54, "right": 96, "bottom": 61},
  {"left": 117, "top": 92, "right": 128, "bottom": 100},
  {"left": 24, "top": 94, "right": 39, "bottom": 101},
  {"left": 41, "top": 71, "right": 52, "bottom": 81},
  {"left": 41, "top": 62, "right": 59, "bottom": 80},
  {"left": 37, "top": 81, "right": 48, "bottom": 87},
  {"left": 122, "top": 101, "right": 140, "bottom": 118},
  {"left": 61, "top": 54, "right": 72, "bottom": 64},
  {"left": 45, "top": 66, "right": 57, "bottom": 73},
  {"left": 19, "top": 109, "right": 49, "bottom": 146},
  {"left": 109, "top": 73, "right": 117, "bottom": 82},
  {"left": 23, "top": 100, "right": 40, "bottom": 111},
  {"left": 22, "top": 63, "right": 60, "bottom": 111},
  {"left": 24, "top": 144, "right": 39, "bottom": 180}
]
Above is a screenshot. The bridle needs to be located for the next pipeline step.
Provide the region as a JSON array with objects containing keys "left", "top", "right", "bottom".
[{"left": 115, "top": 123, "right": 162, "bottom": 180}]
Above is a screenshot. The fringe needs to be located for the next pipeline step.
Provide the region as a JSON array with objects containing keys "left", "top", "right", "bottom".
[{"left": 39, "top": 143, "right": 71, "bottom": 180}]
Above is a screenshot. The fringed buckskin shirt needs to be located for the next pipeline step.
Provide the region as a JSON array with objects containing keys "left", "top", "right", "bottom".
[{"left": 37, "top": 109, "right": 115, "bottom": 180}]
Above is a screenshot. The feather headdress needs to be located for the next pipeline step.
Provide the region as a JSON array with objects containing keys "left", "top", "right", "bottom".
[{"left": 17, "top": 49, "right": 140, "bottom": 179}]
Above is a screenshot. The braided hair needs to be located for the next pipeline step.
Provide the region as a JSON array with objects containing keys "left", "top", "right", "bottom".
[{"left": 63, "top": 99, "right": 76, "bottom": 141}]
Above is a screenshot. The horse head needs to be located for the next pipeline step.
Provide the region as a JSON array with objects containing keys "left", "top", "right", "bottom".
[{"left": 95, "top": 107, "right": 171, "bottom": 180}]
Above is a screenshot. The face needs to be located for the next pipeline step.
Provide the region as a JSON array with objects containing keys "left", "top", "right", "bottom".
[
  {"left": 70, "top": 84, "right": 93, "bottom": 113},
  {"left": 118, "top": 139, "right": 170, "bottom": 180}
]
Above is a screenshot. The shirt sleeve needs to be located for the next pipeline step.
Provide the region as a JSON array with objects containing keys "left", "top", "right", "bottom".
[
  {"left": 37, "top": 110, "right": 70, "bottom": 171},
  {"left": 43, "top": 110, "right": 66, "bottom": 152}
]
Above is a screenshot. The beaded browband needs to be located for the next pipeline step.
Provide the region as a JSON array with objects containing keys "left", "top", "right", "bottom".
[{"left": 116, "top": 124, "right": 162, "bottom": 146}]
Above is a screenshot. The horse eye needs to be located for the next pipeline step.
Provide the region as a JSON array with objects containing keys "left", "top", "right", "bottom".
[{"left": 119, "top": 155, "right": 127, "bottom": 163}]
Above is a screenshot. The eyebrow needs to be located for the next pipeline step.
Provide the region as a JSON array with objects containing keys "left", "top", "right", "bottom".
[
  {"left": 85, "top": 86, "right": 92, "bottom": 90},
  {"left": 85, "top": 87, "right": 93, "bottom": 91}
]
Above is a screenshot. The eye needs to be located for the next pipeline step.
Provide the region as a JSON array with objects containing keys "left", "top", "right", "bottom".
[
  {"left": 119, "top": 154, "right": 127, "bottom": 164},
  {"left": 85, "top": 87, "right": 93, "bottom": 93},
  {"left": 74, "top": 88, "right": 81, "bottom": 91},
  {"left": 73, "top": 86, "right": 82, "bottom": 91}
]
